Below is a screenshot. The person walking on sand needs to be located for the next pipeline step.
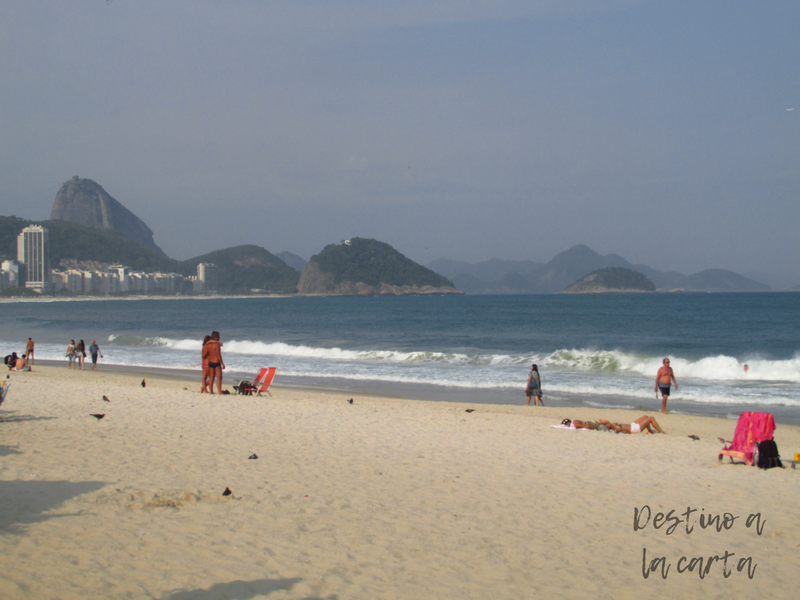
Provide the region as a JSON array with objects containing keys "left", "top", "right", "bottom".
[
  {"left": 655, "top": 358, "right": 677, "bottom": 414},
  {"left": 202, "top": 331, "right": 225, "bottom": 394},
  {"left": 526, "top": 364, "right": 543, "bottom": 406},
  {"left": 89, "top": 340, "right": 103, "bottom": 371},
  {"left": 76, "top": 340, "right": 86, "bottom": 370},
  {"left": 25, "top": 338, "right": 34, "bottom": 365},
  {"left": 66, "top": 339, "right": 76, "bottom": 369}
]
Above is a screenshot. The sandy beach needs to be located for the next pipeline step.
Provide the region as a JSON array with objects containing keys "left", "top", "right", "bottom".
[{"left": 1, "top": 366, "right": 799, "bottom": 599}]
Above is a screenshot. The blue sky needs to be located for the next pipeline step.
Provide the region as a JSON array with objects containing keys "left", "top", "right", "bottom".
[{"left": 1, "top": 1, "right": 798, "bottom": 280}]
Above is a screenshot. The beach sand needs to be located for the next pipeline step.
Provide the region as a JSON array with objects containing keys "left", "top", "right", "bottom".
[{"left": 1, "top": 366, "right": 799, "bottom": 599}]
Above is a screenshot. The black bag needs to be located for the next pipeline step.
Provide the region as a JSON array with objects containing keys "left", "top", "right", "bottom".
[{"left": 756, "top": 439, "right": 784, "bottom": 469}]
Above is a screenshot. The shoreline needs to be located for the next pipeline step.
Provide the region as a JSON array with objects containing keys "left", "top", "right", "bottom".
[{"left": 27, "top": 357, "right": 800, "bottom": 428}]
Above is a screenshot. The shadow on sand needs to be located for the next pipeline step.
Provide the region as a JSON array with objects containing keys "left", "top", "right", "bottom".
[
  {"left": 0, "top": 412, "right": 57, "bottom": 423},
  {"left": 161, "top": 578, "right": 310, "bottom": 600},
  {"left": 0, "top": 444, "right": 23, "bottom": 456},
  {"left": 0, "top": 480, "right": 107, "bottom": 533}
]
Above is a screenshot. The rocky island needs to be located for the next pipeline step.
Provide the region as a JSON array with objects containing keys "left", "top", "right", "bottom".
[
  {"left": 562, "top": 267, "right": 656, "bottom": 293},
  {"left": 297, "top": 238, "right": 462, "bottom": 296}
]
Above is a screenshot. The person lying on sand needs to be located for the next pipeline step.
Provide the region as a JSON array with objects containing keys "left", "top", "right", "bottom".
[
  {"left": 561, "top": 415, "right": 665, "bottom": 434},
  {"left": 561, "top": 418, "right": 612, "bottom": 432}
]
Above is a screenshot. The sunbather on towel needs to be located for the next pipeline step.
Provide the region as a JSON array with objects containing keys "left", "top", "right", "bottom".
[
  {"left": 609, "top": 415, "right": 664, "bottom": 434},
  {"left": 560, "top": 416, "right": 664, "bottom": 434},
  {"left": 561, "top": 418, "right": 613, "bottom": 431}
]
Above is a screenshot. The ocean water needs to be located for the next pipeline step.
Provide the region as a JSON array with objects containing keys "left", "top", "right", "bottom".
[{"left": 1, "top": 293, "right": 799, "bottom": 423}]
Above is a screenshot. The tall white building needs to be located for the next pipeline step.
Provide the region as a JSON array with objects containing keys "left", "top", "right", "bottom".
[
  {"left": 17, "top": 225, "right": 51, "bottom": 292},
  {"left": 197, "top": 263, "right": 219, "bottom": 293}
]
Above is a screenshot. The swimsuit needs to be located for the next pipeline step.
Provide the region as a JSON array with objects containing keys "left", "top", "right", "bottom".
[
  {"left": 630, "top": 422, "right": 642, "bottom": 434},
  {"left": 208, "top": 362, "right": 221, "bottom": 369},
  {"left": 658, "top": 384, "right": 670, "bottom": 396}
]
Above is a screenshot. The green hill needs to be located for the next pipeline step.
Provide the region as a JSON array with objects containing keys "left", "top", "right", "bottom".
[
  {"left": 178, "top": 245, "right": 300, "bottom": 294},
  {"left": 563, "top": 267, "right": 656, "bottom": 293},
  {"left": 298, "top": 238, "right": 458, "bottom": 295},
  {"left": 1, "top": 215, "right": 177, "bottom": 271}
]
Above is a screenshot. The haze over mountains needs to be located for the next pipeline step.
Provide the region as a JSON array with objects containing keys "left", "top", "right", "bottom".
[
  {"left": 3, "top": 177, "right": 794, "bottom": 295},
  {"left": 429, "top": 245, "right": 776, "bottom": 293}
]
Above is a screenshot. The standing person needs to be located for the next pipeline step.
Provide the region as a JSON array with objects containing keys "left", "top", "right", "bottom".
[
  {"left": 655, "top": 358, "right": 677, "bottom": 414},
  {"left": 25, "top": 338, "right": 34, "bottom": 364},
  {"left": 66, "top": 339, "right": 76, "bottom": 369},
  {"left": 89, "top": 340, "right": 103, "bottom": 371},
  {"left": 76, "top": 340, "right": 86, "bottom": 370},
  {"left": 526, "top": 364, "right": 543, "bottom": 406},
  {"left": 202, "top": 331, "right": 225, "bottom": 395},
  {"left": 200, "top": 334, "right": 211, "bottom": 393}
]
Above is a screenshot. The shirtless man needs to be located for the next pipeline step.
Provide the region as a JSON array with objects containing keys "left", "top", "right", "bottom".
[
  {"left": 26, "top": 338, "right": 34, "bottom": 365},
  {"left": 201, "top": 331, "right": 225, "bottom": 395},
  {"left": 655, "top": 358, "right": 677, "bottom": 414},
  {"left": 14, "top": 353, "right": 31, "bottom": 371}
]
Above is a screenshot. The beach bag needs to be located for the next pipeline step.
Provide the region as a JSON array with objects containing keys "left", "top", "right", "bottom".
[{"left": 756, "top": 439, "right": 783, "bottom": 469}]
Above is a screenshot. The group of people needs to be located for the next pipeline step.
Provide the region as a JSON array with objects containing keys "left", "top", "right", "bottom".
[
  {"left": 65, "top": 339, "right": 103, "bottom": 370},
  {"left": 526, "top": 357, "right": 679, "bottom": 414},
  {"left": 3, "top": 338, "right": 36, "bottom": 371},
  {"left": 201, "top": 331, "right": 225, "bottom": 394}
]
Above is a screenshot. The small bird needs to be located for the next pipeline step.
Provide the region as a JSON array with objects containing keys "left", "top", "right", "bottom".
[
  {"left": 90, "top": 414, "right": 105, "bottom": 420},
  {"left": 348, "top": 398, "right": 354, "bottom": 404},
  {"left": 141, "top": 379, "right": 146, "bottom": 388},
  {"left": 248, "top": 453, "right": 258, "bottom": 460},
  {"left": 688, "top": 435, "right": 700, "bottom": 441},
  {"left": 222, "top": 487, "right": 232, "bottom": 496},
  {"left": 465, "top": 409, "right": 475, "bottom": 413},
  {"left": 102, "top": 395, "right": 110, "bottom": 402}
]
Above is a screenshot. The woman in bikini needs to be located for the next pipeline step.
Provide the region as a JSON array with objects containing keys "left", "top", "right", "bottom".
[{"left": 561, "top": 415, "right": 665, "bottom": 434}]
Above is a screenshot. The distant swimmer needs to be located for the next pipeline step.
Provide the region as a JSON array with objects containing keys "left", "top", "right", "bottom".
[
  {"left": 743, "top": 364, "right": 749, "bottom": 374},
  {"left": 655, "top": 358, "right": 677, "bottom": 414}
]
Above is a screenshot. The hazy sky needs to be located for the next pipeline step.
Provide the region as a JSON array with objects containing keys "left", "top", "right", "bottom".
[{"left": 2, "top": 1, "right": 798, "bottom": 279}]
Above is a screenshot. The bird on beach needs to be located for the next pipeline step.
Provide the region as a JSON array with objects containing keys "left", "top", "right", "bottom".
[
  {"left": 348, "top": 398, "right": 354, "bottom": 404},
  {"left": 102, "top": 395, "right": 110, "bottom": 402},
  {"left": 465, "top": 409, "right": 475, "bottom": 413},
  {"left": 222, "top": 487, "right": 232, "bottom": 496},
  {"left": 141, "top": 379, "right": 146, "bottom": 388},
  {"left": 90, "top": 414, "right": 105, "bottom": 420}
]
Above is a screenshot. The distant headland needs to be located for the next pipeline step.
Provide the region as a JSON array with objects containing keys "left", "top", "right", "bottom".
[{"left": 1, "top": 177, "right": 793, "bottom": 297}]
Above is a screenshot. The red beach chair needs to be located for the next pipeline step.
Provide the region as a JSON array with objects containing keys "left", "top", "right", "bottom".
[
  {"left": 236, "top": 367, "right": 276, "bottom": 397},
  {"left": 254, "top": 367, "right": 276, "bottom": 396},
  {"left": 718, "top": 412, "right": 776, "bottom": 466}
]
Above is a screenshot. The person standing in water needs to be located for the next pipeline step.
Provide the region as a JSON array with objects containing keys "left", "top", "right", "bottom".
[
  {"left": 526, "top": 364, "right": 543, "bottom": 406},
  {"left": 655, "top": 358, "right": 677, "bottom": 414}
]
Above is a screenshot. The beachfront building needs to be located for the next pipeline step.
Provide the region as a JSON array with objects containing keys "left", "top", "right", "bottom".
[
  {"left": 17, "top": 225, "right": 51, "bottom": 292},
  {"left": 196, "top": 263, "right": 219, "bottom": 293},
  {"left": 1, "top": 260, "right": 23, "bottom": 290}
]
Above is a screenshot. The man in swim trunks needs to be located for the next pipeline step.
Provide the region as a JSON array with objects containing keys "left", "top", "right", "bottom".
[
  {"left": 202, "top": 331, "right": 225, "bottom": 395},
  {"left": 655, "top": 358, "right": 677, "bottom": 414},
  {"left": 26, "top": 338, "right": 34, "bottom": 364}
]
